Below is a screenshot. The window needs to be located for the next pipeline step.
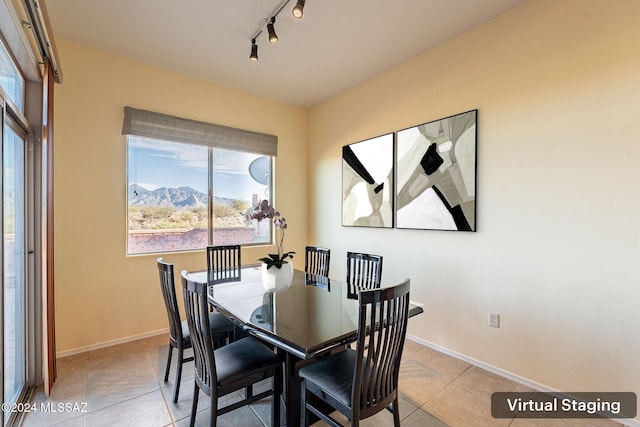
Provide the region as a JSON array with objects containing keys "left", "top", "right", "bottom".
[
  {"left": 123, "top": 108, "right": 276, "bottom": 255},
  {"left": 1, "top": 34, "right": 29, "bottom": 424},
  {"left": 3, "top": 119, "right": 27, "bottom": 424},
  {"left": 0, "top": 40, "right": 25, "bottom": 112}
]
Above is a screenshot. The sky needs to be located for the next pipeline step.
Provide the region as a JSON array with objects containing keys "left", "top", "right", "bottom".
[{"left": 127, "top": 136, "right": 269, "bottom": 201}]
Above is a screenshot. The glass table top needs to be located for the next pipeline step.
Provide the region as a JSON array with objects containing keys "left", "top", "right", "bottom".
[
  {"left": 186, "top": 266, "right": 364, "bottom": 359},
  {"left": 185, "top": 265, "right": 422, "bottom": 359}
]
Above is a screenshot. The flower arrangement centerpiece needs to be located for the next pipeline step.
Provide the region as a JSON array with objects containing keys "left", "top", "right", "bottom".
[
  {"left": 249, "top": 199, "right": 295, "bottom": 269},
  {"left": 249, "top": 199, "right": 296, "bottom": 291}
]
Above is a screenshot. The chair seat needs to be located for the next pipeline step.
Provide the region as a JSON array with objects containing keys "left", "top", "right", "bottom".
[
  {"left": 214, "top": 337, "right": 281, "bottom": 387},
  {"left": 299, "top": 348, "right": 356, "bottom": 408},
  {"left": 180, "top": 312, "right": 235, "bottom": 344}
]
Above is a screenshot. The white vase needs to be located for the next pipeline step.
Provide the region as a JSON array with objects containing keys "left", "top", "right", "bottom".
[{"left": 261, "top": 261, "right": 294, "bottom": 292}]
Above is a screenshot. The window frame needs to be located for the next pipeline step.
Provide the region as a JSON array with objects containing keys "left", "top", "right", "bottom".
[
  {"left": 125, "top": 135, "right": 274, "bottom": 256},
  {"left": 0, "top": 39, "right": 25, "bottom": 113},
  {"left": 122, "top": 107, "right": 278, "bottom": 256}
]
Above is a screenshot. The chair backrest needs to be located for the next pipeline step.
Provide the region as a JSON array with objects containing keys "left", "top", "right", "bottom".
[
  {"left": 206, "top": 245, "right": 241, "bottom": 284},
  {"left": 352, "top": 279, "right": 410, "bottom": 420},
  {"left": 157, "top": 258, "right": 183, "bottom": 345},
  {"left": 346, "top": 252, "right": 383, "bottom": 293},
  {"left": 305, "top": 246, "right": 331, "bottom": 277},
  {"left": 181, "top": 271, "right": 216, "bottom": 395}
]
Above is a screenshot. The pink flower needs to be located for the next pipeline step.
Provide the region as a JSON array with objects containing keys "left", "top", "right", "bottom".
[{"left": 250, "top": 200, "right": 295, "bottom": 269}]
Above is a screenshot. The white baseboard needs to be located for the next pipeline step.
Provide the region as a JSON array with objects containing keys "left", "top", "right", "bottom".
[
  {"left": 406, "top": 334, "right": 640, "bottom": 427},
  {"left": 56, "top": 328, "right": 168, "bottom": 358}
]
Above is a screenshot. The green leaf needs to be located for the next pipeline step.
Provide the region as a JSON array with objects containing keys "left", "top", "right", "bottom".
[{"left": 258, "top": 251, "right": 296, "bottom": 269}]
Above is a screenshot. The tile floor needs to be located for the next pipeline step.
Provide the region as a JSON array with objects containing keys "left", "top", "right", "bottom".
[{"left": 19, "top": 334, "right": 624, "bottom": 427}]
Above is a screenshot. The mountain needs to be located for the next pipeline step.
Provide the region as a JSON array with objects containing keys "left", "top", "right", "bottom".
[
  {"left": 128, "top": 185, "right": 207, "bottom": 208},
  {"left": 127, "top": 185, "right": 242, "bottom": 209},
  {"left": 128, "top": 184, "right": 150, "bottom": 197}
]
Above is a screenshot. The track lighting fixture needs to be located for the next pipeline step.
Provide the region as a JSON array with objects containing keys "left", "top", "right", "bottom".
[
  {"left": 248, "top": 0, "right": 308, "bottom": 62},
  {"left": 267, "top": 17, "right": 278, "bottom": 43},
  {"left": 249, "top": 39, "right": 258, "bottom": 61},
  {"left": 292, "top": 0, "right": 305, "bottom": 19}
]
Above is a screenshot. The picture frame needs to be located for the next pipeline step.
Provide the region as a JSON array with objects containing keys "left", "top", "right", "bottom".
[
  {"left": 395, "top": 110, "right": 477, "bottom": 231},
  {"left": 342, "top": 133, "right": 394, "bottom": 228}
]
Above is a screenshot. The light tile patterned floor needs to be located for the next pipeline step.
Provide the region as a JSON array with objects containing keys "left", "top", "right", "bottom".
[{"left": 19, "top": 335, "right": 624, "bottom": 427}]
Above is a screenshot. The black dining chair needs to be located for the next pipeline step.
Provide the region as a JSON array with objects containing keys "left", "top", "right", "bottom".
[
  {"left": 156, "top": 258, "right": 235, "bottom": 403},
  {"left": 206, "top": 244, "right": 242, "bottom": 284},
  {"left": 346, "top": 251, "right": 383, "bottom": 293},
  {"left": 305, "top": 246, "right": 331, "bottom": 277},
  {"left": 299, "top": 279, "right": 411, "bottom": 427},
  {"left": 181, "top": 271, "right": 283, "bottom": 427}
]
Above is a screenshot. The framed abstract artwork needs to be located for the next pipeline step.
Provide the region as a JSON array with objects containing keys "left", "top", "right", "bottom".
[
  {"left": 395, "top": 110, "right": 477, "bottom": 231},
  {"left": 342, "top": 133, "right": 394, "bottom": 228}
]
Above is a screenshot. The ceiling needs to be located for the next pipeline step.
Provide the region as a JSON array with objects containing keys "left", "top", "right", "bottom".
[{"left": 45, "top": 0, "right": 527, "bottom": 108}]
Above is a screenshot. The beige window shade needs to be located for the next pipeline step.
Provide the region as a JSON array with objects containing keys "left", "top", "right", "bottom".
[{"left": 121, "top": 106, "right": 278, "bottom": 156}]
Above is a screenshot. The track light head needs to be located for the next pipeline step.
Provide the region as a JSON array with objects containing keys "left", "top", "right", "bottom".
[
  {"left": 248, "top": 0, "right": 308, "bottom": 61},
  {"left": 267, "top": 17, "right": 278, "bottom": 43},
  {"left": 250, "top": 39, "right": 258, "bottom": 61},
  {"left": 292, "top": 0, "right": 305, "bottom": 19}
]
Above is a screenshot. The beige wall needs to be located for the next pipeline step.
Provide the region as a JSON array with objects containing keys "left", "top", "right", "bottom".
[
  {"left": 309, "top": 0, "right": 640, "bottom": 411},
  {"left": 53, "top": 40, "right": 308, "bottom": 353}
]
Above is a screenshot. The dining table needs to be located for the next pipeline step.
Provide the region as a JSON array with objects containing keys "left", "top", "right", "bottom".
[{"left": 184, "top": 264, "right": 423, "bottom": 426}]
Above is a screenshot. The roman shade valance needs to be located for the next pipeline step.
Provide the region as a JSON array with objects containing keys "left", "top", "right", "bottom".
[{"left": 121, "top": 106, "right": 278, "bottom": 156}]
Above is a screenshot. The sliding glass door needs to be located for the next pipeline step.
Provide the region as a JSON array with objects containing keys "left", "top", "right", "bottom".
[
  {"left": 2, "top": 112, "right": 27, "bottom": 425},
  {"left": 1, "top": 2, "right": 53, "bottom": 422}
]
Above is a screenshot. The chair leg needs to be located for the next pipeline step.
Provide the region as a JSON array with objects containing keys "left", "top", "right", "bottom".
[
  {"left": 272, "top": 368, "right": 282, "bottom": 427},
  {"left": 190, "top": 382, "right": 199, "bottom": 427},
  {"left": 392, "top": 397, "right": 400, "bottom": 426},
  {"left": 210, "top": 390, "right": 217, "bottom": 427},
  {"left": 173, "top": 347, "right": 184, "bottom": 403},
  {"left": 164, "top": 344, "right": 173, "bottom": 382},
  {"left": 246, "top": 384, "right": 253, "bottom": 399},
  {"left": 301, "top": 379, "right": 309, "bottom": 427}
]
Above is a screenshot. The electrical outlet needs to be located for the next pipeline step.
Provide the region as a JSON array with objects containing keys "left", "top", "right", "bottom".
[{"left": 489, "top": 312, "right": 500, "bottom": 328}]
